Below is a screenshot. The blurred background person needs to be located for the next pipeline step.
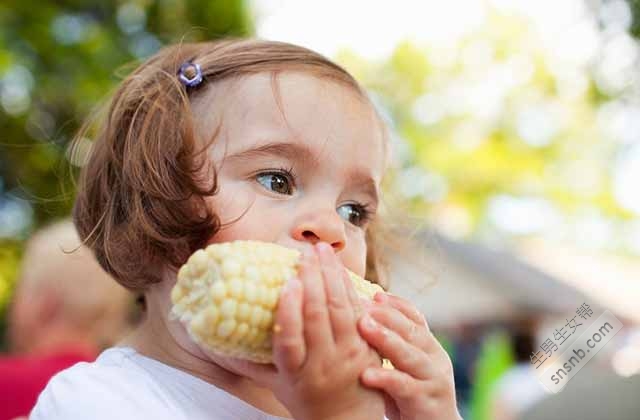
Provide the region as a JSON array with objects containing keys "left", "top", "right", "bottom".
[
  {"left": 0, "top": 220, "right": 139, "bottom": 420},
  {"left": 489, "top": 318, "right": 548, "bottom": 420}
]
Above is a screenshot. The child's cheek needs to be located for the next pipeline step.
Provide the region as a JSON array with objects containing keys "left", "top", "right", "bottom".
[
  {"left": 203, "top": 181, "right": 257, "bottom": 243},
  {"left": 205, "top": 178, "right": 252, "bottom": 217},
  {"left": 203, "top": 199, "right": 277, "bottom": 246}
]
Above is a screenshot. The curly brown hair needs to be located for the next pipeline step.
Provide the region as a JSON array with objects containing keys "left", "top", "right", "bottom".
[{"left": 72, "top": 38, "right": 397, "bottom": 293}]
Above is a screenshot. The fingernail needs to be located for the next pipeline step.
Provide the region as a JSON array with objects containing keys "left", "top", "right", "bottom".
[
  {"left": 315, "top": 242, "right": 331, "bottom": 255},
  {"left": 374, "top": 292, "right": 387, "bottom": 303},
  {"left": 363, "top": 368, "right": 378, "bottom": 382},
  {"left": 283, "top": 276, "right": 300, "bottom": 294},
  {"left": 301, "top": 244, "right": 314, "bottom": 259},
  {"left": 362, "top": 314, "right": 377, "bottom": 331}
]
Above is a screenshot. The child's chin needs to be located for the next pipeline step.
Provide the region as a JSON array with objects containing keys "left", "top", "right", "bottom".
[
  {"left": 204, "top": 349, "right": 262, "bottom": 377},
  {"left": 197, "top": 345, "right": 237, "bottom": 366}
]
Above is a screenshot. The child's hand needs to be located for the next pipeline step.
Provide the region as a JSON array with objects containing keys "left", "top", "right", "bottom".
[
  {"left": 226, "top": 242, "right": 386, "bottom": 420},
  {"left": 357, "top": 293, "right": 462, "bottom": 420},
  {"left": 269, "top": 242, "right": 386, "bottom": 420}
]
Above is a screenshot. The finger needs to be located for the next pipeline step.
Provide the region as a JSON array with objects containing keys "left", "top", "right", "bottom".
[
  {"left": 273, "top": 275, "right": 305, "bottom": 372},
  {"left": 358, "top": 313, "right": 436, "bottom": 380},
  {"left": 365, "top": 305, "right": 437, "bottom": 354},
  {"left": 374, "top": 292, "right": 428, "bottom": 330},
  {"left": 316, "top": 242, "right": 355, "bottom": 342},
  {"left": 361, "top": 367, "right": 428, "bottom": 406},
  {"left": 343, "top": 269, "right": 361, "bottom": 313},
  {"left": 382, "top": 392, "right": 402, "bottom": 420},
  {"left": 299, "top": 244, "right": 333, "bottom": 354}
]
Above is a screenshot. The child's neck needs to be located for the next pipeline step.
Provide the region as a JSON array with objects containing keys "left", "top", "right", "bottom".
[{"left": 119, "top": 308, "right": 291, "bottom": 418}]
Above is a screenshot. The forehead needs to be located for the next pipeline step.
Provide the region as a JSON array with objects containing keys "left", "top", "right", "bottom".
[{"left": 192, "top": 72, "right": 387, "bottom": 181}]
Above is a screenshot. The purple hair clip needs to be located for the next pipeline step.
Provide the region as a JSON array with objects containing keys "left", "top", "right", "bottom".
[{"left": 178, "top": 61, "right": 203, "bottom": 87}]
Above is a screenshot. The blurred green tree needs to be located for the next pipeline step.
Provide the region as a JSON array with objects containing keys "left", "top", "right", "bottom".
[
  {"left": 0, "top": 0, "right": 253, "bottom": 348},
  {"left": 629, "top": 0, "right": 640, "bottom": 37},
  {"left": 337, "top": 6, "right": 635, "bottom": 249}
]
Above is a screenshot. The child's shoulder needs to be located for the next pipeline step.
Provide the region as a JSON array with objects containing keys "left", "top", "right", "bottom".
[
  {"left": 30, "top": 347, "right": 289, "bottom": 420},
  {"left": 30, "top": 347, "right": 179, "bottom": 420}
]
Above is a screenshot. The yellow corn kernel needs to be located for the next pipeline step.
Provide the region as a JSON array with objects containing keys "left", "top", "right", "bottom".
[
  {"left": 237, "top": 302, "right": 251, "bottom": 322},
  {"left": 227, "top": 278, "right": 244, "bottom": 300},
  {"left": 210, "top": 281, "right": 227, "bottom": 303},
  {"left": 217, "top": 319, "right": 236, "bottom": 338},
  {"left": 229, "top": 322, "right": 250, "bottom": 344},
  {"left": 170, "top": 240, "right": 387, "bottom": 364},
  {"left": 219, "top": 299, "right": 237, "bottom": 319}
]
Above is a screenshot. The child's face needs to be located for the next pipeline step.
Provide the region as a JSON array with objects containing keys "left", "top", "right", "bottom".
[{"left": 192, "top": 72, "right": 386, "bottom": 278}]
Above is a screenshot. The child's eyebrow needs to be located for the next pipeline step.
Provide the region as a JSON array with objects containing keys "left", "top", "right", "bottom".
[
  {"left": 347, "top": 171, "right": 380, "bottom": 206},
  {"left": 225, "top": 140, "right": 320, "bottom": 167},
  {"left": 225, "top": 140, "right": 379, "bottom": 205}
]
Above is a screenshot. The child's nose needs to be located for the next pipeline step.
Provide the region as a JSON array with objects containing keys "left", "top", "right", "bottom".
[
  {"left": 291, "top": 209, "right": 346, "bottom": 252},
  {"left": 299, "top": 231, "right": 344, "bottom": 252}
]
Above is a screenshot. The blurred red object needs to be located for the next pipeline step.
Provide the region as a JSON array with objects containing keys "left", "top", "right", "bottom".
[{"left": 0, "top": 346, "right": 96, "bottom": 420}]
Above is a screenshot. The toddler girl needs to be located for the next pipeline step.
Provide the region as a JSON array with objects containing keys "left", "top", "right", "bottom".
[{"left": 31, "top": 38, "right": 461, "bottom": 420}]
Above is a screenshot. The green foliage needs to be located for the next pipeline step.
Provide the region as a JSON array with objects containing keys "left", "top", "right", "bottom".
[
  {"left": 0, "top": 240, "right": 21, "bottom": 351},
  {"left": 337, "top": 5, "right": 635, "bottom": 247},
  {"left": 630, "top": 0, "right": 640, "bottom": 37},
  {"left": 0, "top": 0, "right": 253, "bottom": 348},
  {"left": 0, "top": 0, "right": 252, "bottom": 225}
]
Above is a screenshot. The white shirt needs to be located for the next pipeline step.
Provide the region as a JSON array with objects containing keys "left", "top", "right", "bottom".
[{"left": 30, "top": 346, "right": 290, "bottom": 420}]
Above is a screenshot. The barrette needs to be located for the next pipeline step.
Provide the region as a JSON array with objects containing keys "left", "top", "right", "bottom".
[{"left": 178, "top": 61, "right": 203, "bottom": 87}]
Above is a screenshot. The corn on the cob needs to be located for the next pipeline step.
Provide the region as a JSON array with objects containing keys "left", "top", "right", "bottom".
[{"left": 170, "top": 240, "right": 386, "bottom": 364}]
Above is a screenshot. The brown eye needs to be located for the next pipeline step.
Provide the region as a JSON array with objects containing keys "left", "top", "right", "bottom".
[{"left": 256, "top": 172, "right": 293, "bottom": 195}]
